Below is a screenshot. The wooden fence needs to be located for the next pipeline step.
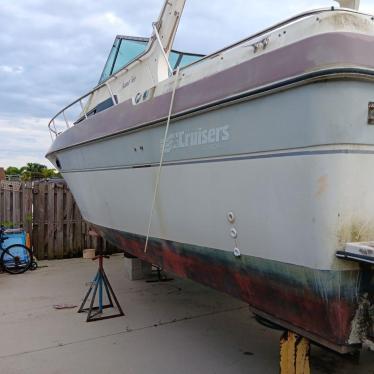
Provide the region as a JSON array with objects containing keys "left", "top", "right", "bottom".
[{"left": 0, "top": 180, "right": 118, "bottom": 260}]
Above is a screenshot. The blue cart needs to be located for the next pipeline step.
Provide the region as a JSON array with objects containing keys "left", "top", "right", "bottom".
[{"left": 0, "top": 228, "right": 35, "bottom": 274}]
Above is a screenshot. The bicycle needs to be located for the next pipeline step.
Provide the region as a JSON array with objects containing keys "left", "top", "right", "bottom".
[{"left": 0, "top": 226, "right": 33, "bottom": 274}]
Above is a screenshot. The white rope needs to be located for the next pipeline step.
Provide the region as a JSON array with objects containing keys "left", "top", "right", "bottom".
[
  {"left": 144, "top": 68, "right": 180, "bottom": 253},
  {"left": 152, "top": 23, "right": 173, "bottom": 75}
]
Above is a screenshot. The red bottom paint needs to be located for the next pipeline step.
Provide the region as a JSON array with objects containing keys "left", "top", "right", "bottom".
[{"left": 96, "top": 225, "right": 361, "bottom": 352}]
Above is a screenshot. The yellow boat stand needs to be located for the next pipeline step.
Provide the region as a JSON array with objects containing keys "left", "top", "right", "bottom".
[{"left": 280, "top": 331, "right": 311, "bottom": 374}]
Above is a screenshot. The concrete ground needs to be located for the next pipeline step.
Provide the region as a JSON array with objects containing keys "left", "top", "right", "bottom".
[{"left": 0, "top": 255, "right": 373, "bottom": 374}]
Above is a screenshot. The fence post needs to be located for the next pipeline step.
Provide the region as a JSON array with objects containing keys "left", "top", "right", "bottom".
[
  {"left": 65, "top": 187, "right": 74, "bottom": 257},
  {"left": 12, "top": 182, "right": 21, "bottom": 226},
  {"left": 22, "top": 182, "right": 33, "bottom": 239},
  {"left": 56, "top": 183, "right": 64, "bottom": 258},
  {"left": 36, "top": 182, "right": 46, "bottom": 259},
  {"left": 47, "top": 182, "right": 55, "bottom": 259}
]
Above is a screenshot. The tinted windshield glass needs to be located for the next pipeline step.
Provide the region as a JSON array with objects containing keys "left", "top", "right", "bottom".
[
  {"left": 169, "top": 51, "right": 203, "bottom": 71},
  {"left": 98, "top": 37, "right": 148, "bottom": 84},
  {"left": 98, "top": 36, "right": 204, "bottom": 84},
  {"left": 179, "top": 54, "right": 202, "bottom": 67},
  {"left": 169, "top": 51, "right": 181, "bottom": 71},
  {"left": 99, "top": 38, "right": 120, "bottom": 83},
  {"left": 112, "top": 39, "right": 148, "bottom": 75}
]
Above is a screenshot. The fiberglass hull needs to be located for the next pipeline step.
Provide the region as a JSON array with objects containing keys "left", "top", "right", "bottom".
[{"left": 47, "top": 30, "right": 374, "bottom": 352}]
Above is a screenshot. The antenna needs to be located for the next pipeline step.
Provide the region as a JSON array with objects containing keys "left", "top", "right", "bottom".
[{"left": 334, "top": 0, "right": 360, "bottom": 10}]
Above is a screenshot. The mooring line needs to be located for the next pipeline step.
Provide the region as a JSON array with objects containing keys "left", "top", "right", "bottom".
[{"left": 144, "top": 68, "right": 180, "bottom": 253}]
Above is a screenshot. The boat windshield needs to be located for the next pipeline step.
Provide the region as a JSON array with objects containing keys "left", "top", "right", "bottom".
[{"left": 98, "top": 35, "right": 204, "bottom": 84}]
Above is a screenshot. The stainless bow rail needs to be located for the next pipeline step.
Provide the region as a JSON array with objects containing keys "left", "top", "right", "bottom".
[{"left": 47, "top": 81, "right": 118, "bottom": 140}]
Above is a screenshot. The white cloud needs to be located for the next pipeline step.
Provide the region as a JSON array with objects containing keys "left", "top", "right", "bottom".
[
  {"left": 0, "top": 116, "right": 52, "bottom": 168},
  {"left": 0, "top": 65, "right": 24, "bottom": 74},
  {"left": 81, "top": 11, "right": 138, "bottom": 35},
  {"left": 104, "top": 12, "right": 127, "bottom": 26}
]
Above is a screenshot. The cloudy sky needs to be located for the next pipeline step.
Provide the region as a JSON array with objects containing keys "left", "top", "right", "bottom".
[{"left": 0, "top": 0, "right": 373, "bottom": 168}]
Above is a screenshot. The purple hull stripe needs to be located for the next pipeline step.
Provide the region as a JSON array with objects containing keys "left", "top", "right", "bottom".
[{"left": 48, "top": 32, "right": 374, "bottom": 154}]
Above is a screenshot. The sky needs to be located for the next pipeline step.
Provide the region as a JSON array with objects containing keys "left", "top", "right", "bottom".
[{"left": 0, "top": 0, "right": 373, "bottom": 168}]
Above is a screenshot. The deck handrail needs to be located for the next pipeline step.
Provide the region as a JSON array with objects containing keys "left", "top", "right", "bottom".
[{"left": 47, "top": 80, "right": 118, "bottom": 138}]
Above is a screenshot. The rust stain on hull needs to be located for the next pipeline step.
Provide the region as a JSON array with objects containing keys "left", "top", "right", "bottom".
[{"left": 315, "top": 174, "right": 328, "bottom": 197}]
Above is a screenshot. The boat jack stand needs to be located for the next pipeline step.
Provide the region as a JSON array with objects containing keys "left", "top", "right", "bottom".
[
  {"left": 78, "top": 254, "right": 124, "bottom": 322},
  {"left": 280, "top": 331, "right": 311, "bottom": 374},
  {"left": 146, "top": 266, "right": 174, "bottom": 283}
]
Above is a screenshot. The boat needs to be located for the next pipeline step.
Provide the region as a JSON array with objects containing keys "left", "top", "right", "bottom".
[{"left": 47, "top": 0, "right": 374, "bottom": 354}]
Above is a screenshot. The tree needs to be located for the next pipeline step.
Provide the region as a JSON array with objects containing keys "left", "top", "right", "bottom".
[
  {"left": 5, "top": 166, "right": 21, "bottom": 175},
  {"left": 41, "top": 168, "right": 60, "bottom": 179},
  {"left": 20, "top": 163, "right": 47, "bottom": 181},
  {"left": 24, "top": 163, "right": 47, "bottom": 173},
  {"left": 5, "top": 163, "right": 60, "bottom": 181}
]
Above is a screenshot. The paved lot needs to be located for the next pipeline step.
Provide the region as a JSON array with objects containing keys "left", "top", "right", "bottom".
[{"left": 0, "top": 255, "right": 373, "bottom": 374}]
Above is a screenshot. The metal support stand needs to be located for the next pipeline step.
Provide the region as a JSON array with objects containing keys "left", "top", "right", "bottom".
[
  {"left": 146, "top": 265, "right": 174, "bottom": 283},
  {"left": 78, "top": 255, "right": 124, "bottom": 322},
  {"left": 280, "top": 331, "right": 311, "bottom": 374}
]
